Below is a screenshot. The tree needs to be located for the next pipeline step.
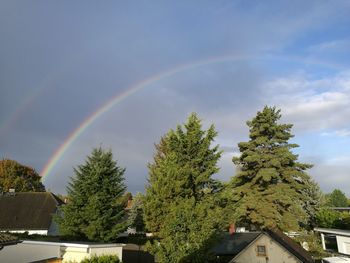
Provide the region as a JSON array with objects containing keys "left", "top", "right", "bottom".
[
  {"left": 0, "top": 159, "right": 45, "bottom": 192},
  {"left": 302, "top": 179, "right": 324, "bottom": 229},
  {"left": 315, "top": 208, "right": 342, "bottom": 228},
  {"left": 326, "top": 189, "right": 348, "bottom": 207},
  {"left": 146, "top": 197, "right": 219, "bottom": 263},
  {"left": 127, "top": 192, "right": 145, "bottom": 232},
  {"left": 229, "top": 106, "right": 314, "bottom": 231},
  {"left": 143, "top": 113, "right": 223, "bottom": 263},
  {"left": 56, "top": 148, "right": 126, "bottom": 241}
]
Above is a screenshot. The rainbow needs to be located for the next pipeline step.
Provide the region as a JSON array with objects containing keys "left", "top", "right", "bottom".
[
  {"left": 40, "top": 54, "right": 344, "bottom": 181},
  {"left": 0, "top": 46, "right": 92, "bottom": 139}
]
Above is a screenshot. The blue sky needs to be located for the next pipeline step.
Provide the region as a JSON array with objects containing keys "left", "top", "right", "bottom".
[{"left": 1, "top": 1, "right": 350, "bottom": 195}]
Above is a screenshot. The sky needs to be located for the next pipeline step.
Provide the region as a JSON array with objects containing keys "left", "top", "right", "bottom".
[{"left": 1, "top": 1, "right": 350, "bottom": 196}]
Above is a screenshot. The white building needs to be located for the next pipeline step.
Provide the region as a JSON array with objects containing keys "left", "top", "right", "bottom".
[
  {"left": 0, "top": 240, "right": 124, "bottom": 263},
  {"left": 314, "top": 228, "right": 350, "bottom": 256}
]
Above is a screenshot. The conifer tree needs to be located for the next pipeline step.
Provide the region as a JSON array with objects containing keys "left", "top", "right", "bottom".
[
  {"left": 127, "top": 192, "right": 145, "bottom": 232},
  {"left": 56, "top": 148, "right": 126, "bottom": 241},
  {"left": 229, "top": 106, "right": 314, "bottom": 231},
  {"left": 143, "top": 113, "right": 223, "bottom": 262}
]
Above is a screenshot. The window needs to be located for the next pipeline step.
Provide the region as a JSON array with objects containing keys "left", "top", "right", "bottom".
[{"left": 257, "top": 245, "right": 266, "bottom": 256}]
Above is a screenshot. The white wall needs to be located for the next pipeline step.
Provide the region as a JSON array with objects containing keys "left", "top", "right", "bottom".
[
  {"left": 90, "top": 246, "right": 123, "bottom": 258},
  {"left": 0, "top": 240, "right": 123, "bottom": 263},
  {"left": 62, "top": 246, "right": 123, "bottom": 262},
  {"left": 336, "top": 236, "right": 350, "bottom": 255},
  {"left": 232, "top": 234, "right": 302, "bottom": 263}
]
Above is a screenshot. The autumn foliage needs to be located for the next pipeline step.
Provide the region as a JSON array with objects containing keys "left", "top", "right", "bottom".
[{"left": 0, "top": 159, "right": 45, "bottom": 192}]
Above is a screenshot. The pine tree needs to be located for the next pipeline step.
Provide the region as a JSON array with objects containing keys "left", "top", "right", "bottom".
[
  {"left": 143, "top": 113, "right": 223, "bottom": 263},
  {"left": 56, "top": 148, "right": 126, "bottom": 241},
  {"left": 229, "top": 106, "right": 314, "bottom": 231}
]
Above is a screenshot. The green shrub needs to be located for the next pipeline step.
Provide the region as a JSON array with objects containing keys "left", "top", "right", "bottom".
[
  {"left": 80, "top": 255, "right": 121, "bottom": 263},
  {"left": 293, "top": 232, "right": 331, "bottom": 260}
]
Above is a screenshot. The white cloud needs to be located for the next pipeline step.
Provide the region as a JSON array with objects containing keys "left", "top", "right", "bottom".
[
  {"left": 322, "top": 129, "right": 350, "bottom": 137},
  {"left": 262, "top": 71, "right": 350, "bottom": 132},
  {"left": 311, "top": 154, "right": 350, "bottom": 195}
]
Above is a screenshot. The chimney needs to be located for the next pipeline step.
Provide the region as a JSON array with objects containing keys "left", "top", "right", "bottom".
[{"left": 229, "top": 223, "right": 235, "bottom": 235}]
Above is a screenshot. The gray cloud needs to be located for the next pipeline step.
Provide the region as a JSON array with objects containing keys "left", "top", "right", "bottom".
[{"left": 1, "top": 1, "right": 350, "bottom": 196}]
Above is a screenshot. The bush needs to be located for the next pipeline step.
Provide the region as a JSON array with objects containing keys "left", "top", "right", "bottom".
[
  {"left": 316, "top": 208, "right": 350, "bottom": 229},
  {"left": 80, "top": 255, "right": 121, "bottom": 263}
]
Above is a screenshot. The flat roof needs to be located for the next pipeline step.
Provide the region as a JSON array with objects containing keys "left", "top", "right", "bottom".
[
  {"left": 322, "top": 257, "right": 350, "bottom": 262},
  {"left": 314, "top": 228, "right": 350, "bottom": 237}
]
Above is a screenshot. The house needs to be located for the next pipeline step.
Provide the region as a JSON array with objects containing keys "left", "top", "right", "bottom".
[
  {"left": 0, "top": 192, "right": 64, "bottom": 235},
  {"left": 314, "top": 228, "right": 350, "bottom": 256},
  {"left": 213, "top": 228, "right": 314, "bottom": 263},
  {"left": 0, "top": 240, "right": 124, "bottom": 263}
]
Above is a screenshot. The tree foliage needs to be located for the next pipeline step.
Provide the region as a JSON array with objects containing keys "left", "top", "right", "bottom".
[
  {"left": 143, "top": 113, "right": 223, "bottom": 263},
  {"left": 316, "top": 208, "right": 350, "bottom": 229},
  {"left": 0, "top": 159, "right": 45, "bottom": 192},
  {"left": 56, "top": 148, "right": 126, "bottom": 242},
  {"left": 316, "top": 208, "right": 341, "bottom": 228},
  {"left": 302, "top": 179, "right": 324, "bottom": 228},
  {"left": 127, "top": 192, "right": 145, "bottom": 232},
  {"left": 326, "top": 189, "right": 348, "bottom": 207},
  {"left": 80, "top": 255, "right": 120, "bottom": 263},
  {"left": 146, "top": 197, "right": 220, "bottom": 263},
  {"left": 229, "top": 106, "right": 315, "bottom": 231}
]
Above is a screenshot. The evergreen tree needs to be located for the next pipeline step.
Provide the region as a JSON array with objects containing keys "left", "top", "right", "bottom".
[
  {"left": 56, "top": 148, "right": 126, "bottom": 241},
  {"left": 146, "top": 197, "right": 220, "bottom": 263},
  {"left": 229, "top": 106, "right": 314, "bottom": 231},
  {"left": 302, "top": 179, "right": 323, "bottom": 228},
  {"left": 0, "top": 159, "right": 45, "bottom": 192},
  {"left": 127, "top": 192, "right": 145, "bottom": 232},
  {"left": 143, "top": 113, "right": 223, "bottom": 262}
]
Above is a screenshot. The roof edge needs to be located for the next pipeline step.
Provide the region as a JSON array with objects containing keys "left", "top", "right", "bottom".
[
  {"left": 265, "top": 229, "right": 314, "bottom": 263},
  {"left": 229, "top": 233, "right": 263, "bottom": 262}
]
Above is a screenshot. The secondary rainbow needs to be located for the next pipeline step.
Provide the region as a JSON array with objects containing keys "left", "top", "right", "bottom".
[{"left": 40, "top": 54, "right": 343, "bottom": 181}]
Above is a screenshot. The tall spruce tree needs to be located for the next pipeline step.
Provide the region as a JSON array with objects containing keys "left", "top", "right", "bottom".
[
  {"left": 229, "top": 106, "right": 314, "bottom": 231},
  {"left": 143, "top": 113, "right": 223, "bottom": 263},
  {"left": 56, "top": 148, "right": 126, "bottom": 241}
]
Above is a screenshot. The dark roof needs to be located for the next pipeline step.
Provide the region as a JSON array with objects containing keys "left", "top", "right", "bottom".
[
  {"left": 0, "top": 192, "right": 64, "bottom": 230},
  {"left": 212, "top": 232, "right": 261, "bottom": 256},
  {"left": 266, "top": 228, "right": 314, "bottom": 263},
  {"left": 0, "top": 233, "right": 20, "bottom": 248}
]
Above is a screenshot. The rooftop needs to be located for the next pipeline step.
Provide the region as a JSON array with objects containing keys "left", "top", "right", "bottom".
[{"left": 0, "top": 192, "right": 64, "bottom": 231}]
